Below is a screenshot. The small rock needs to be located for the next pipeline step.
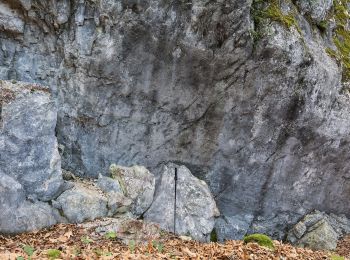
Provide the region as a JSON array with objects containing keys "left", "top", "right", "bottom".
[
  {"left": 97, "top": 174, "right": 122, "bottom": 194},
  {"left": 297, "top": 220, "right": 339, "bottom": 250},
  {"left": 179, "top": 235, "right": 192, "bottom": 241},
  {"left": 286, "top": 210, "right": 350, "bottom": 251},
  {"left": 62, "top": 170, "right": 77, "bottom": 181}
]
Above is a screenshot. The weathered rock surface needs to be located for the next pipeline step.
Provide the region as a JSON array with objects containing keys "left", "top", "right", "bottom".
[
  {"left": 295, "top": 0, "right": 333, "bottom": 22},
  {"left": 53, "top": 181, "right": 108, "bottom": 223},
  {"left": 1, "top": 0, "right": 350, "bottom": 241},
  {"left": 287, "top": 210, "right": 350, "bottom": 250},
  {"left": 0, "top": 80, "right": 66, "bottom": 234},
  {"left": 294, "top": 219, "right": 339, "bottom": 250},
  {"left": 144, "top": 163, "right": 219, "bottom": 241},
  {"left": 0, "top": 173, "right": 65, "bottom": 234},
  {"left": 97, "top": 174, "right": 133, "bottom": 215},
  {"left": 0, "top": 80, "right": 65, "bottom": 201},
  {"left": 109, "top": 164, "right": 155, "bottom": 217},
  {"left": 0, "top": 2, "right": 24, "bottom": 34}
]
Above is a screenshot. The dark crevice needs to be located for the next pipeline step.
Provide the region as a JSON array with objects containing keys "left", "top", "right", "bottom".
[{"left": 247, "top": 166, "right": 275, "bottom": 234}]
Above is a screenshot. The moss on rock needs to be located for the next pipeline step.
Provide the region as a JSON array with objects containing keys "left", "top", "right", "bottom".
[
  {"left": 252, "top": 0, "right": 301, "bottom": 38},
  {"left": 317, "top": 20, "right": 328, "bottom": 32},
  {"left": 210, "top": 228, "right": 218, "bottom": 242},
  {"left": 243, "top": 233, "right": 275, "bottom": 250},
  {"left": 324, "top": 0, "right": 350, "bottom": 81}
]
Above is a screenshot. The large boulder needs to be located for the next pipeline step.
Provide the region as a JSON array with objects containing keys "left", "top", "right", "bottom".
[
  {"left": 287, "top": 210, "right": 350, "bottom": 250},
  {"left": 144, "top": 163, "right": 220, "bottom": 241},
  {"left": 0, "top": 80, "right": 65, "bottom": 201},
  {"left": 0, "top": 80, "right": 66, "bottom": 234},
  {"left": 53, "top": 181, "right": 108, "bottom": 223},
  {"left": 109, "top": 164, "right": 155, "bottom": 217}
]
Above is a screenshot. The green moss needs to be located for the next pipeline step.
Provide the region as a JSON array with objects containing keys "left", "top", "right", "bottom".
[
  {"left": 324, "top": 0, "right": 350, "bottom": 81},
  {"left": 129, "top": 240, "right": 136, "bottom": 253},
  {"left": 252, "top": 0, "right": 301, "bottom": 39},
  {"left": 317, "top": 20, "right": 328, "bottom": 32},
  {"left": 105, "top": 231, "right": 117, "bottom": 239},
  {"left": 23, "top": 245, "right": 34, "bottom": 258},
  {"left": 81, "top": 236, "right": 93, "bottom": 244},
  {"left": 243, "top": 234, "right": 275, "bottom": 250},
  {"left": 334, "top": 0, "right": 350, "bottom": 26},
  {"left": 152, "top": 240, "right": 164, "bottom": 253},
  {"left": 265, "top": 3, "right": 299, "bottom": 30},
  {"left": 210, "top": 228, "right": 218, "bottom": 242},
  {"left": 94, "top": 249, "right": 113, "bottom": 257},
  {"left": 331, "top": 254, "right": 345, "bottom": 260},
  {"left": 46, "top": 249, "right": 61, "bottom": 260},
  {"left": 326, "top": 47, "right": 339, "bottom": 58}
]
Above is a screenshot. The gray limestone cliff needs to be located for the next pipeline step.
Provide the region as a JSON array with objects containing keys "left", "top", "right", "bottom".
[
  {"left": 1, "top": 0, "right": 350, "bottom": 241},
  {"left": 0, "top": 80, "right": 66, "bottom": 233}
]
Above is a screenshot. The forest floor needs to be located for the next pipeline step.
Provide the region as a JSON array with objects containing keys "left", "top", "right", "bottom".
[{"left": 0, "top": 223, "right": 349, "bottom": 259}]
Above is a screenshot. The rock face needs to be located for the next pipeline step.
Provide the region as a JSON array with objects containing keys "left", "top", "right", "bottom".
[
  {"left": 295, "top": 0, "right": 333, "bottom": 22},
  {"left": 1, "top": 0, "right": 350, "bottom": 241},
  {"left": 144, "top": 164, "right": 220, "bottom": 241},
  {"left": 0, "top": 80, "right": 65, "bottom": 234},
  {"left": 287, "top": 210, "right": 350, "bottom": 250}
]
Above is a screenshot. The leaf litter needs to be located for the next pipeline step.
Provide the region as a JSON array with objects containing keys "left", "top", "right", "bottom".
[{"left": 0, "top": 222, "right": 348, "bottom": 259}]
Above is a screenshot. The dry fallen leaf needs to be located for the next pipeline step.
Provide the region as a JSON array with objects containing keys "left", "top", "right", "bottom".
[
  {"left": 57, "top": 230, "right": 73, "bottom": 242},
  {"left": 182, "top": 247, "right": 197, "bottom": 257}
]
